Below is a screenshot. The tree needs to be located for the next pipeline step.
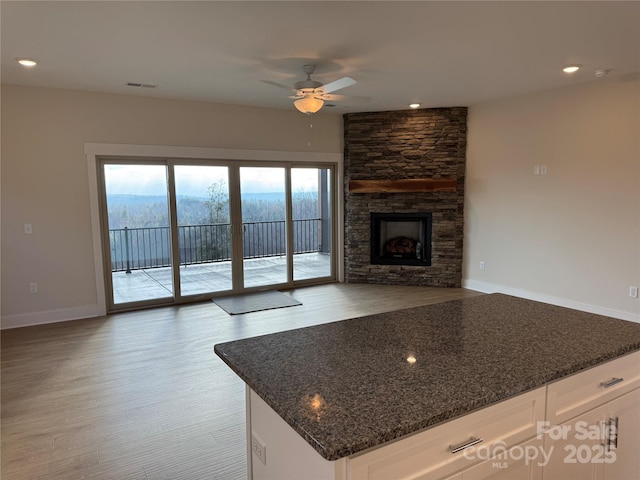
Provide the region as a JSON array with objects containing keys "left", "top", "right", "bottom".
[{"left": 205, "top": 179, "right": 229, "bottom": 224}]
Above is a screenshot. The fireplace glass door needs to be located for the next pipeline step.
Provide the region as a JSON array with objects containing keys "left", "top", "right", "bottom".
[{"left": 370, "top": 212, "right": 432, "bottom": 266}]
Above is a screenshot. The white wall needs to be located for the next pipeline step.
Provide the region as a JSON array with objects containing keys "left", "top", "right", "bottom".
[
  {"left": 1, "top": 85, "right": 343, "bottom": 327},
  {"left": 464, "top": 76, "right": 640, "bottom": 321},
  {"left": 3, "top": 79, "right": 638, "bottom": 328}
]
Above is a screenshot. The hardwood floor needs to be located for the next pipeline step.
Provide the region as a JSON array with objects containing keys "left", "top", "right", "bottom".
[{"left": 1, "top": 284, "right": 482, "bottom": 480}]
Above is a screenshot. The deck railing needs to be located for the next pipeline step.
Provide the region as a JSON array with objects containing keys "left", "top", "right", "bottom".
[{"left": 109, "top": 219, "right": 322, "bottom": 272}]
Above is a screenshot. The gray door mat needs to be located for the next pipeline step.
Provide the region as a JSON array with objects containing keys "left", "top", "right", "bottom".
[{"left": 212, "top": 290, "right": 302, "bottom": 315}]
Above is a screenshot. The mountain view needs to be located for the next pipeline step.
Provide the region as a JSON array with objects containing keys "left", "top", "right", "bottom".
[{"left": 106, "top": 192, "right": 320, "bottom": 229}]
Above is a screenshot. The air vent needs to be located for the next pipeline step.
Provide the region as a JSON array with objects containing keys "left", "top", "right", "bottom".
[{"left": 126, "top": 82, "right": 157, "bottom": 88}]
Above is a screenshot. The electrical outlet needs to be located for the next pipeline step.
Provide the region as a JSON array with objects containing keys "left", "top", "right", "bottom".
[
  {"left": 540, "top": 165, "right": 548, "bottom": 175},
  {"left": 24, "top": 223, "right": 33, "bottom": 235},
  {"left": 29, "top": 282, "right": 38, "bottom": 294},
  {"left": 479, "top": 261, "right": 485, "bottom": 271},
  {"left": 251, "top": 433, "right": 267, "bottom": 465},
  {"left": 629, "top": 286, "right": 638, "bottom": 298}
]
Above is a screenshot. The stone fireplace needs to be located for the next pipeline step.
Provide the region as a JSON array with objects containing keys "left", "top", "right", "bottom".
[{"left": 343, "top": 107, "right": 467, "bottom": 287}]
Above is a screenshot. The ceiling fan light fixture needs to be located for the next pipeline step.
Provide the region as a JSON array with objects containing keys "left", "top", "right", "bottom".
[
  {"left": 16, "top": 57, "right": 38, "bottom": 67},
  {"left": 294, "top": 95, "right": 324, "bottom": 115},
  {"left": 562, "top": 64, "right": 581, "bottom": 74}
]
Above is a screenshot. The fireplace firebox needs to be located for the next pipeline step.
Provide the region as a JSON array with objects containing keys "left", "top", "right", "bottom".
[{"left": 370, "top": 212, "right": 432, "bottom": 266}]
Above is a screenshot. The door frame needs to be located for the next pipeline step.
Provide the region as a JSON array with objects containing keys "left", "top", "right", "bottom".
[
  {"left": 98, "top": 158, "right": 177, "bottom": 312},
  {"left": 86, "top": 143, "right": 343, "bottom": 315},
  {"left": 236, "top": 163, "right": 337, "bottom": 293}
]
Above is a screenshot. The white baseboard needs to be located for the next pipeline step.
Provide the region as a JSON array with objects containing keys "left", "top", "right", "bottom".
[
  {"left": 463, "top": 279, "right": 640, "bottom": 323},
  {"left": 4, "top": 284, "right": 638, "bottom": 328},
  {"left": 1, "top": 304, "right": 105, "bottom": 329}
]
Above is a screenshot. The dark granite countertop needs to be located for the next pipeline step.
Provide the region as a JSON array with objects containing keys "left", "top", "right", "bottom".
[{"left": 214, "top": 294, "right": 640, "bottom": 461}]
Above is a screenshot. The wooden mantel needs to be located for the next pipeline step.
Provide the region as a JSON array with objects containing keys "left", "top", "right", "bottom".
[{"left": 348, "top": 178, "right": 457, "bottom": 194}]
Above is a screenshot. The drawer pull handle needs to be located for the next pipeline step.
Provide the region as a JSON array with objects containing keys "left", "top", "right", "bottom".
[
  {"left": 600, "top": 377, "right": 624, "bottom": 388},
  {"left": 449, "top": 436, "right": 483, "bottom": 454}
]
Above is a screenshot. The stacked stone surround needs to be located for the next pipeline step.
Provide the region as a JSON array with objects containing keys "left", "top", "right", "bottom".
[{"left": 343, "top": 107, "right": 467, "bottom": 287}]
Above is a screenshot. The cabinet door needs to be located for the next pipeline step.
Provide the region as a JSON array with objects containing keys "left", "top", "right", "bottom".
[
  {"left": 601, "top": 388, "right": 640, "bottom": 480},
  {"left": 541, "top": 407, "right": 600, "bottom": 480},
  {"left": 542, "top": 388, "right": 640, "bottom": 480}
]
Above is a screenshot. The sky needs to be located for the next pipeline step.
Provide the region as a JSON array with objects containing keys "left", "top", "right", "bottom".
[{"left": 104, "top": 164, "right": 322, "bottom": 196}]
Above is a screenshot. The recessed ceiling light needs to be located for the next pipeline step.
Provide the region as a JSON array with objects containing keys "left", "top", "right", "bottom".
[
  {"left": 16, "top": 58, "right": 38, "bottom": 67},
  {"left": 562, "top": 65, "right": 581, "bottom": 74},
  {"left": 409, "top": 103, "right": 421, "bottom": 109}
]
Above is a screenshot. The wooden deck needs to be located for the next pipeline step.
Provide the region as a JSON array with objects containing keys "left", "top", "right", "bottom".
[{"left": 1, "top": 284, "right": 483, "bottom": 480}]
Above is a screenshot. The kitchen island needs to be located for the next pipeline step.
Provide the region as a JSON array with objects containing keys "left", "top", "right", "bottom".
[{"left": 214, "top": 294, "right": 640, "bottom": 479}]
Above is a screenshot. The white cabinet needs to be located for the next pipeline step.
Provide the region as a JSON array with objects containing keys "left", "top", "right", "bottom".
[
  {"left": 541, "top": 400, "right": 602, "bottom": 480},
  {"left": 546, "top": 351, "right": 640, "bottom": 427},
  {"left": 542, "top": 389, "right": 640, "bottom": 480},
  {"left": 600, "top": 388, "right": 640, "bottom": 480},
  {"left": 246, "top": 352, "right": 640, "bottom": 480},
  {"left": 248, "top": 387, "right": 546, "bottom": 480},
  {"left": 248, "top": 388, "right": 347, "bottom": 480},
  {"left": 347, "top": 388, "right": 545, "bottom": 480},
  {"left": 542, "top": 351, "right": 640, "bottom": 480}
]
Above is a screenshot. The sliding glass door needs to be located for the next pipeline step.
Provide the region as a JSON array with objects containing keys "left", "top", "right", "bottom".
[
  {"left": 103, "top": 163, "right": 174, "bottom": 306},
  {"left": 174, "top": 165, "right": 232, "bottom": 296},
  {"left": 100, "top": 159, "right": 335, "bottom": 311},
  {"left": 240, "top": 166, "right": 287, "bottom": 289},
  {"left": 292, "top": 167, "right": 332, "bottom": 281}
]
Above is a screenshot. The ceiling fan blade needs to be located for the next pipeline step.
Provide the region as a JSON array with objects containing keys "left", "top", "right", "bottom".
[
  {"left": 317, "top": 93, "right": 371, "bottom": 104},
  {"left": 321, "top": 76, "right": 357, "bottom": 94},
  {"left": 261, "top": 80, "right": 296, "bottom": 92}
]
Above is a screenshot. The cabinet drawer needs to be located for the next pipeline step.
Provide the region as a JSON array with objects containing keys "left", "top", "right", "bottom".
[
  {"left": 546, "top": 350, "right": 640, "bottom": 426},
  {"left": 447, "top": 437, "right": 543, "bottom": 480},
  {"left": 348, "top": 387, "right": 545, "bottom": 480}
]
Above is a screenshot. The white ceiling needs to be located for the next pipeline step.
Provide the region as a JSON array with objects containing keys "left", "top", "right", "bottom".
[{"left": 2, "top": 1, "right": 639, "bottom": 114}]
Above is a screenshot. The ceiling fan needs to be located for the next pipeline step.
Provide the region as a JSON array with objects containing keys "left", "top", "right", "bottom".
[{"left": 262, "top": 64, "right": 359, "bottom": 114}]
